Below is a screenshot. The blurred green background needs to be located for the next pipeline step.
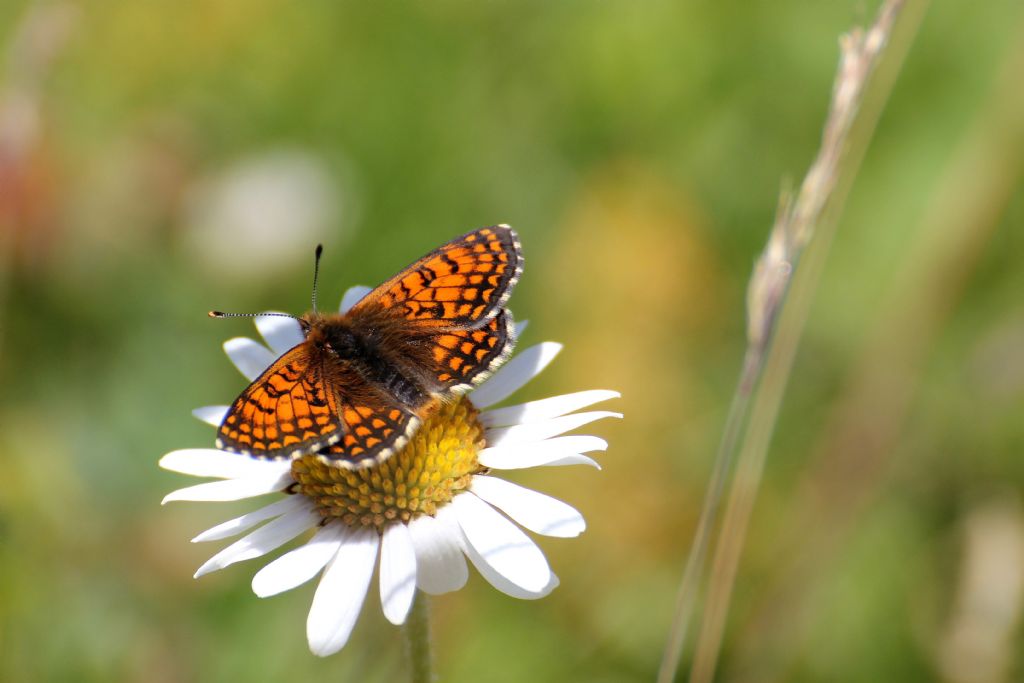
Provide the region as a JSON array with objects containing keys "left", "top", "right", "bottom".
[{"left": 2, "top": 1, "right": 1023, "bottom": 681}]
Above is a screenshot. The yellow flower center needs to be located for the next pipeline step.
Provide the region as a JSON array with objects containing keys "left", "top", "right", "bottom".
[{"left": 290, "top": 398, "right": 486, "bottom": 530}]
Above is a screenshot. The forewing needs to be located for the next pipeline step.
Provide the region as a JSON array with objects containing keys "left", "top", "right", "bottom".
[
  {"left": 217, "top": 344, "right": 344, "bottom": 459},
  {"left": 349, "top": 225, "right": 522, "bottom": 329},
  {"left": 316, "top": 398, "right": 425, "bottom": 470},
  {"left": 427, "top": 309, "right": 516, "bottom": 394}
]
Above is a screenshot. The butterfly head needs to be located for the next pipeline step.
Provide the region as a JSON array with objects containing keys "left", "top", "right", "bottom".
[
  {"left": 300, "top": 314, "right": 355, "bottom": 356},
  {"left": 297, "top": 310, "right": 326, "bottom": 336}
]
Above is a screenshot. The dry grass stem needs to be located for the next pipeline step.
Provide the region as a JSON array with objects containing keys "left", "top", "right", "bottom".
[
  {"left": 657, "top": 2, "right": 926, "bottom": 682},
  {"left": 728, "top": 14, "right": 1024, "bottom": 680}
]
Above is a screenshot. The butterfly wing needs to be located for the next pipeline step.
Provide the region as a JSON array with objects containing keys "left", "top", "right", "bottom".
[
  {"left": 425, "top": 309, "right": 516, "bottom": 394},
  {"left": 216, "top": 343, "right": 345, "bottom": 459},
  {"left": 348, "top": 225, "right": 522, "bottom": 330},
  {"left": 315, "top": 398, "right": 425, "bottom": 469}
]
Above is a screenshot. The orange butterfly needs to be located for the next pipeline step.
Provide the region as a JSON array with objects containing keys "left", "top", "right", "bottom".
[{"left": 214, "top": 226, "right": 522, "bottom": 469}]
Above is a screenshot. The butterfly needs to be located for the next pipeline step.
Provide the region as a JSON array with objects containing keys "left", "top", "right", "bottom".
[{"left": 213, "top": 225, "right": 522, "bottom": 470}]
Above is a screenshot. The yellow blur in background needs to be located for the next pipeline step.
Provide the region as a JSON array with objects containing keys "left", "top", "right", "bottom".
[{"left": 1, "top": 1, "right": 1023, "bottom": 682}]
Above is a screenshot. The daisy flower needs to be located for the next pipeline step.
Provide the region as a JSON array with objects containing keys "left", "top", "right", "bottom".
[{"left": 160, "top": 285, "right": 620, "bottom": 657}]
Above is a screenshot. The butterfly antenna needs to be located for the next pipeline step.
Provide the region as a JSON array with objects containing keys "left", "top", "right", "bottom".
[
  {"left": 311, "top": 244, "right": 324, "bottom": 314},
  {"left": 208, "top": 311, "right": 299, "bottom": 320}
]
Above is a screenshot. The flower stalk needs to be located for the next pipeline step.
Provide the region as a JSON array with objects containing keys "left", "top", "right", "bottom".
[{"left": 404, "top": 592, "right": 433, "bottom": 683}]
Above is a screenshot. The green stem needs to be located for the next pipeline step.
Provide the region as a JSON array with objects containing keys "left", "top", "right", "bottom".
[{"left": 404, "top": 592, "right": 433, "bottom": 683}]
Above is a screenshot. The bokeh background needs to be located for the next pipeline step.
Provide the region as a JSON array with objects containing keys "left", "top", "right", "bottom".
[{"left": 2, "top": 1, "right": 1023, "bottom": 681}]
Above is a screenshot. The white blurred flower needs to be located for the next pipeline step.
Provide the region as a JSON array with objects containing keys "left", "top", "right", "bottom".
[
  {"left": 161, "top": 286, "right": 620, "bottom": 656},
  {"left": 184, "top": 149, "right": 344, "bottom": 278}
]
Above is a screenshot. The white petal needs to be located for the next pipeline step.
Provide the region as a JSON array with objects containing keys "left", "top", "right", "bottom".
[
  {"left": 307, "top": 527, "right": 379, "bottom": 657},
  {"left": 255, "top": 313, "right": 304, "bottom": 356},
  {"left": 480, "top": 390, "right": 621, "bottom": 428},
  {"left": 162, "top": 470, "right": 293, "bottom": 504},
  {"left": 252, "top": 523, "right": 347, "bottom": 597},
  {"left": 194, "top": 507, "right": 321, "bottom": 578},
  {"left": 543, "top": 455, "right": 602, "bottom": 469},
  {"left": 470, "top": 476, "right": 585, "bottom": 538},
  {"left": 192, "top": 405, "right": 229, "bottom": 427},
  {"left": 451, "top": 493, "right": 552, "bottom": 593},
  {"left": 456, "top": 526, "right": 560, "bottom": 600},
  {"left": 470, "top": 342, "right": 562, "bottom": 409},
  {"left": 192, "top": 496, "right": 307, "bottom": 542},
  {"left": 339, "top": 285, "right": 372, "bottom": 313},
  {"left": 408, "top": 510, "right": 468, "bottom": 595},
  {"left": 486, "top": 411, "right": 621, "bottom": 447},
  {"left": 159, "top": 448, "right": 289, "bottom": 479},
  {"left": 478, "top": 436, "right": 607, "bottom": 470},
  {"left": 224, "top": 337, "right": 275, "bottom": 381},
  {"left": 514, "top": 319, "right": 529, "bottom": 336},
  {"left": 379, "top": 523, "right": 417, "bottom": 625}
]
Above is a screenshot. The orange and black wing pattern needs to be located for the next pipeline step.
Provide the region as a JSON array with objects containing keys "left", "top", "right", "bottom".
[
  {"left": 349, "top": 225, "right": 522, "bottom": 330},
  {"left": 214, "top": 225, "right": 523, "bottom": 470},
  {"left": 427, "top": 309, "right": 516, "bottom": 393},
  {"left": 315, "top": 401, "right": 422, "bottom": 469},
  {"left": 216, "top": 344, "right": 344, "bottom": 459}
]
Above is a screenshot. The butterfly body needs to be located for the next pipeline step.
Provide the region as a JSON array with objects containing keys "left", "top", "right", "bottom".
[
  {"left": 215, "top": 225, "right": 522, "bottom": 469},
  {"left": 305, "top": 312, "right": 434, "bottom": 411}
]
